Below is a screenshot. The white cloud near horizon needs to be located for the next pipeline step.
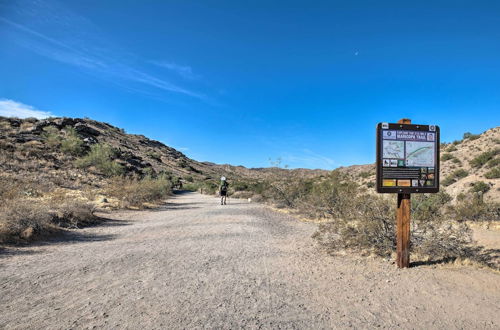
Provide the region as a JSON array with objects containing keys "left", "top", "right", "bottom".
[{"left": 0, "top": 99, "right": 53, "bottom": 119}]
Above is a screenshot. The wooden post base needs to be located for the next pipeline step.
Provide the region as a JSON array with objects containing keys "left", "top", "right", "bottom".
[{"left": 396, "top": 193, "right": 411, "bottom": 268}]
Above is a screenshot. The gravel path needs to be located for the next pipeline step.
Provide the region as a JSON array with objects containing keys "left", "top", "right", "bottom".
[{"left": 1, "top": 192, "right": 499, "bottom": 329}]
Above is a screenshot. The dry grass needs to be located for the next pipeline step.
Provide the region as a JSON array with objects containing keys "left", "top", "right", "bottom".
[
  {"left": 0, "top": 196, "right": 97, "bottom": 243},
  {"left": 105, "top": 176, "right": 172, "bottom": 208},
  {"left": 0, "top": 177, "right": 98, "bottom": 243}
]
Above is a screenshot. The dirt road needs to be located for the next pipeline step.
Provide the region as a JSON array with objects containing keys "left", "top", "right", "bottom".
[{"left": 1, "top": 192, "right": 499, "bottom": 329}]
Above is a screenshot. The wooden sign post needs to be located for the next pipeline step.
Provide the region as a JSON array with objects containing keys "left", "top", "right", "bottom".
[
  {"left": 397, "top": 118, "right": 411, "bottom": 268},
  {"left": 376, "top": 118, "right": 440, "bottom": 269}
]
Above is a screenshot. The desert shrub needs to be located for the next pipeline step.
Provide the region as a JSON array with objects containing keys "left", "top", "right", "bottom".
[
  {"left": 359, "top": 171, "right": 372, "bottom": 178},
  {"left": 0, "top": 194, "right": 97, "bottom": 243},
  {"left": 484, "top": 166, "right": 500, "bottom": 179},
  {"left": 366, "top": 181, "right": 375, "bottom": 188},
  {"left": 447, "top": 145, "right": 457, "bottom": 152},
  {"left": 182, "top": 182, "right": 200, "bottom": 191},
  {"left": 201, "top": 181, "right": 219, "bottom": 194},
  {"left": 0, "top": 199, "right": 52, "bottom": 243},
  {"left": 442, "top": 169, "right": 469, "bottom": 186},
  {"left": 463, "top": 132, "right": 480, "bottom": 140},
  {"left": 440, "top": 153, "right": 454, "bottom": 161},
  {"left": 470, "top": 149, "right": 499, "bottom": 168},
  {"left": 312, "top": 176, "right": 481, "bottom": 262},
  {"left": 105, "top": 175, "right": 172, "bottom": 208},
  {"left": 146, "top": 151, "right": 161, "bottom": 160},
  {"left": 60, "top": 126, "right": 85, "bottom": 156},
  {"left": 76, "top": 143, "right": 124, "bottom": 177},
  {"left": 313, "top": 195, "right": 395, "bottom": 256},
  {"left": 470, "top": 181, "right": 490, "bottom": 194},
  {"left": 52, "top": 199, "right": 97, "bottom": 228},
  {"left": 451, "top": 158, "right": 462, "bottom": 165},
  {"left": 412, "top": 192, "right": 452, "bottom": 221},
  {"left": 42, "top": 126, "right": 61, "bottom": 147},
  {"left": 451, "top": 194, "right": 500, "bottom": 221},
  {"left": 487, "top": 158, "right": 500, "bottom": 168}
]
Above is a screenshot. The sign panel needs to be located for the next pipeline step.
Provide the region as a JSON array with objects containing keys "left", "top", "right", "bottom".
[{"left": 376, "top": 123, "right": 440, "bottom": 193}]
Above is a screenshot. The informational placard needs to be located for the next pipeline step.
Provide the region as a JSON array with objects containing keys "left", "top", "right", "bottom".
[{"left": 376, "top": 122, "right": 440, "bottom": 193}]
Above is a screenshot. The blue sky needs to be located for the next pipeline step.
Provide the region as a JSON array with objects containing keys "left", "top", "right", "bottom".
[{"left": 1, "top": 0, "right": 499, "bottom": 169}]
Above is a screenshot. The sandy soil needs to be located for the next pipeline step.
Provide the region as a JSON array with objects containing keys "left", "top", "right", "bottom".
[{"left": 1, "top": 192, "right": 499, "bottom": 329}]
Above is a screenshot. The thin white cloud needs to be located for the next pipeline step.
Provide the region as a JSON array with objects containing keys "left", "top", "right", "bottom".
[
  {"left": 0, "top": 2, "right": 210, "bottom": 103},
  {"left": 150, "top": 61, "right": 200, "bottom": 80},
  {"left": 0, "top": 99, "right": 53, "bottom": 119}
]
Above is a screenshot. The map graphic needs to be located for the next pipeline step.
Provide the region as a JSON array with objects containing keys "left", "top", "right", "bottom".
[
  {"left": 382, "top": 140, "right": 404, "bottom": 159},
  {"left": 405, "top": 141, "right": 435, "bottom": 167}
]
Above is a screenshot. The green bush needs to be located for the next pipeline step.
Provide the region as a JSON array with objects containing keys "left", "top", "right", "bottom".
[
  {"left": 484, "top": 167, "right": 500, "bottom": 179},
  {"left": 463, "top": 132, "right": 480, "bottom": 140},
  {"left": 470, "top": 149, "right": 499, "bottom": 168},
  {"left": 487, "top": 158, "right": 500, "bottom": 168},
  {"left": 60, "top": 126, "right": 85, "bottom": 156},
  {"left": 452, "top": 194, "right": 500, "bottom": 222},
  {"left": 313, "top": 184, "right": 474, "bottom": 261},
  {"left": 447, "top": 145, "right": 457, "bottom": 152},
  {"left": 440, "top": 153, "right": 454, "bottom": 161},
  {"left": 359, "top": 171, "right": 372, "bottom": 178},
  {"left": 42, "top": 126, "right": 61, "bottom": 147},
  {"left": 76, "top": 144, "right": 124, "bottom": 177},
  {"left": 470, "top": 181, "right": 490, "bottom": 194},
  {"left": 412, "top": 192, "right": 452, "bottom": 221},
  {"left": 442, "top": 169, "right": 469, "bottom": 186},
  {"left": 106, "top": 175, "right": 172, "bottom": 208}
]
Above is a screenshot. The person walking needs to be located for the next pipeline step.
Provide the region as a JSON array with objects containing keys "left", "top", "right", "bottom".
[{"left": 219, "top": 176, "right": 229, "bottom": 205}]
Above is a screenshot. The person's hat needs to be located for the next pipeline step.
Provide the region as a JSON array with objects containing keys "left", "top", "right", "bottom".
[{"left": 221, "top": 176, "right": 226, "bottom": 181}]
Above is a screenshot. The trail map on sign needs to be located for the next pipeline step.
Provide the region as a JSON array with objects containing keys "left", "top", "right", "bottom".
[
  {"left": 383, "top": 140, "right": 404, "bottom": 159},
  {"left": 377, "top": 123, "right": 439, "bottom": 193},
  {"left": 405, "top": 141, "right": 434, "bottom": 167}
]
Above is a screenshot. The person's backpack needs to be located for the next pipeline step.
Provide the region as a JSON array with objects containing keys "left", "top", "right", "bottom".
[{"left": 221, "top": 181, "right": 228, "bottom": 192}]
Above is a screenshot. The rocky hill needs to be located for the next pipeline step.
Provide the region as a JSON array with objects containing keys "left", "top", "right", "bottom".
[{"left": 0, "top": 116, "right": 327, "bottom": 194}]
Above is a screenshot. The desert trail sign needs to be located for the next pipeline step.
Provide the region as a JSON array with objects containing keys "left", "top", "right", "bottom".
[{"left": 376, "top": 119, "right": 440, "bottom": 268}]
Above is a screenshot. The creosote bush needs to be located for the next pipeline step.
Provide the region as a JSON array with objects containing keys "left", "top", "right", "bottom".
[
  {"left": 313, "top": 187, "right": 478, "bottom": 262},
  {"left": 60, "top": 126, "right": 85, "bottom": 156},
  {"left": 105, "top": 175, "right": 172, "bottom": 208},
  {"left": 442, "top": 169, "right": 469, "bottom": 186},
  {"left": 484, "top": 166, "right": 500, "bottom": 179},
  {"left": 470, "top": 181, "right": 490, "bottom": 194},
  {"left": 76, "top": 143, "right": 124, "bottom": 177},
  {"left": 42, "top": 126, "right": 61, "bottom": 147},
  {"left": 452, "top": 193, "right": 500, "bottom": 222},
  {"left": 440, "top": 153, "right": 454, "bottom": 161},
  {"left": 470, "top": 148, "right": 499, "bottom": 168}
]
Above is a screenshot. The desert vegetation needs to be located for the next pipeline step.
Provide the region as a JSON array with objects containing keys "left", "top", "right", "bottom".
[
  {"left": 217, "top": 170, "right": 499, "bottom": 267},
  {"left": 1, "top": 116, "right": 499, "bottom": 268}
]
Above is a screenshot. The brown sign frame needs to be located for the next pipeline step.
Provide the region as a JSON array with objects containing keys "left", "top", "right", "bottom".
[{"left": 376, "top": 122, "right": 440, "bottom": 194}]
